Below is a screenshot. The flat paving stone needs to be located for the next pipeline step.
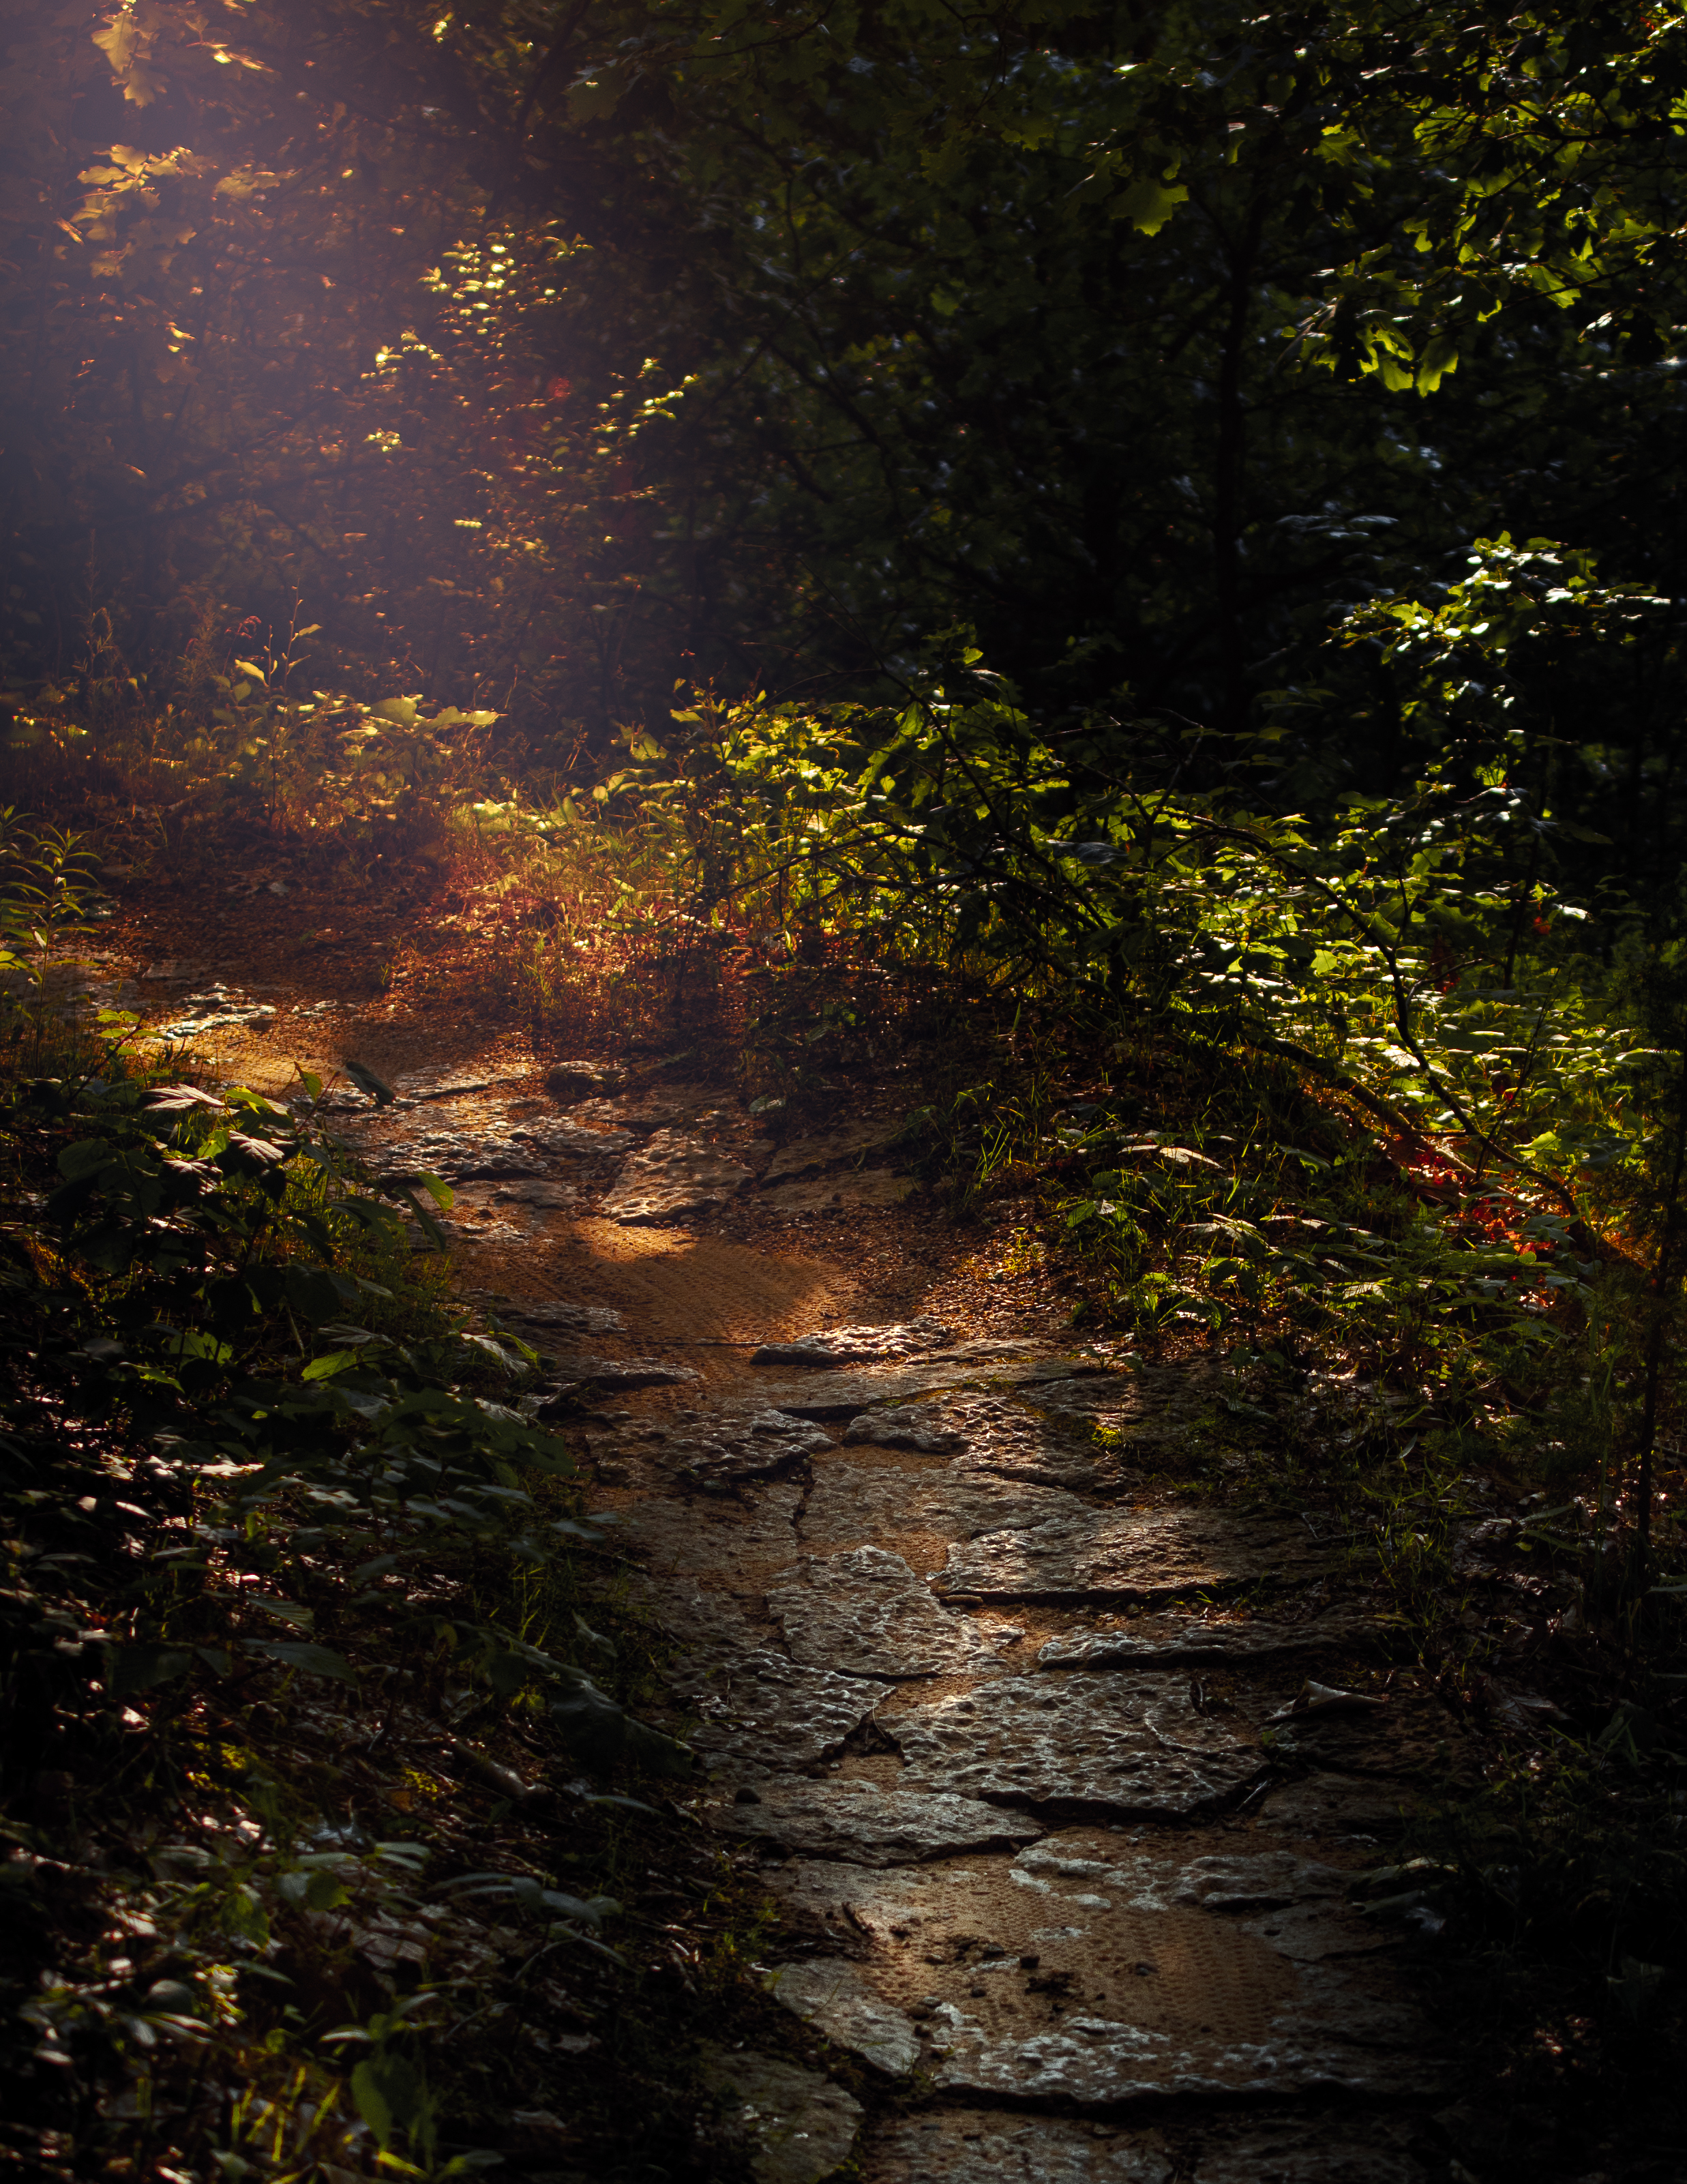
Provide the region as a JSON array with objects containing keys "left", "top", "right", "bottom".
[
  {"left": 698, "top": 2046, "right": 863, "bottom": 2184},
  {"left": 862, "top": 2112, "right": 1173, "bottom": 2184},
  {"left": 939, "top": 1508, "right": 1335, "bottom": 1604},
  {"left": 742, "top": 1350, "right": 1051, "bottom": 1417},
  {"left": 768, "top": 1840, "right": 1443, "bottom": 2101},
  {"left": 602, "top": 1128, "right": 753, "bottom": 1222},
  {"left": 842, "top": 1406, "right": 966, "bottom": 1454},
  {"left": 751, "top": 1316, "right": 955, "bottom": 1368},
  {"left": 801, "top": 1463, "right": 1081, "bottom": 1556},
  {"left": 466, "top": 1294, "right": 626, "bottom": 1337},
  {"left": 1039, "top": 1614, "right": 1385, "bottom": 1669},
  {"left": 768, "top": 1548, "right": 1002, "bottom": 1678},
  {"left": 763, "top": 1171, "right": 916, "bottom": 1214},
  {"left": 949, "top": 1398, "right": 1117, "bottom": 1488},
  {"left": 890, "top": 1674, "right": 1263, "bottom": 1817},
  {"left": 670, "top": 1647, "right": 891, "bottom": 1777},
  {"left": 622, "top": 1484, "right": 803, "bottom": 1584},
  {"left": 1253, "top": 1773, "right": 1422, "bottom": 1839},
  {"left": 666, "top": 1408, "right": 834, "bottom": 1489},
  {"left": 710, "top": 1779, "right": 1045, "bottom": 1865},
  {"left": 763, "top": 1120, "right": 907, "bottom": 1180}
]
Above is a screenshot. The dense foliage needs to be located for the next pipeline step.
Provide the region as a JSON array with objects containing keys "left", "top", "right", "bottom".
[{"left": 3, "top": 0, "right": 1686, "bottom": 875}]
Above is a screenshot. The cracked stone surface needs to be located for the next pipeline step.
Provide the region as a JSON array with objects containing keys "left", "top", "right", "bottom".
[
  {"left": 544, "top": 1354, "right": 700, "bottom": 1391},
  {"left": 861, "top": 2113, "right": 1174, "bottom": 2184},
  {"left": 766, "top": 1845, "right": 1443, "bottom": 2100},
  {"left": 1188, "top": 2126, "right": 1429, "bottom": 2183},
  {"left": 751, "top": 1315, "right": 956, "bottom": 1368},
  {"left": 801, "top": 1463, "right": 1079, "bottom": 1557},
  {"left": 762, "top": 1120, "right": 908, "bottom": 1180},
  {"left": 890, "top": 1675, "right": 1265, "bottom": 1816},
  {"left": 601, "top": 1127, "right": 753, "bottom": 1222},
  {"left": 768, "top": 1548, "right": 1004, "bottom": 1678},
  {"left": 762, "top": 1171, "right": 917, "bottom": 1214},
  {"left": 709, "top": 1779, "right": 1045, "bottom": 1865},
  {"left": 621, "top": 1484, "right": 802, "bottom": 1584},
  {"left": 698, "top": 2047, "right": 863, "bottom": 2184},
  {"left": 939, "top": 1508, "right": 1337, "bottom": 1603},
  {"left": 335, "top": 1083, "right": 1461, "bottom": 2161},
  {"left": 1038, "top": 1614, "right": 1386, "bottom": 1668},
  {"left": 843, "top": 1405, "right": 966, "bottom": 1454},
  {"left": 666, "top": 1408, "right": 833, "bottom": 1489},
  {"left": 670, "top": 1647, "right": 891, "bottom": 1777},
  {"left": 768, "top": 1959, "right": 921, "bottom": 2077}
]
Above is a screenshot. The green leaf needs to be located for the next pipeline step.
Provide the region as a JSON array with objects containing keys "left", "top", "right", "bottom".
[
  {"left": 241, "top": 1639, "right": 358, "bottom": 1682},
  {"left": 301, "top": 1348, "right": 362, "bottom": 1381},
  {"left": 108, "top": 1644, "right": 194, "bottom": 1696}
]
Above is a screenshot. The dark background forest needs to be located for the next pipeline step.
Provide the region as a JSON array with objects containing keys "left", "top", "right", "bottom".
[{"left": 5, "top": 0, "right": 1686, "bottom": 881}]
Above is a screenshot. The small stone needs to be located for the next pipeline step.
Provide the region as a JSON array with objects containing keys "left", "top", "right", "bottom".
[{"left": 505, "top": 2110, "right": 573, "bottom": 2156}]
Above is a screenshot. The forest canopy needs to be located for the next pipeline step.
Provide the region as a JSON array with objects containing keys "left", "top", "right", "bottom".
[{"left": 3, "top": 0, "right": 1686, "bottom": 882}]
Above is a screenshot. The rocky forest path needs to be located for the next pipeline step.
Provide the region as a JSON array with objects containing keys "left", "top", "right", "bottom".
[{"left": 96, "top": 890, "right": 1463, "bottom": 2184}]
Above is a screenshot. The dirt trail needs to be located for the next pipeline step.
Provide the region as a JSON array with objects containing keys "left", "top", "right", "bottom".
[{"left": 104, "top": 913, "right": 1459, "bottom": 2184}]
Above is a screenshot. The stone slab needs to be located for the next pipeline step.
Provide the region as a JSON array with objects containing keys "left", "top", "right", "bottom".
[
  {"left": 740, "top": 1351, "right": 1052, "bottom": 1418},
  {"left": 751, "top": 1316, "right": 955, "bottom": 1368},
  {"left": 711, "top": 1780, "right": 1045, "bottom": 1866},
  {"left": 762, "top": 1170, "right": 916, "bottom": 1213},
  {"left": 1253, "top": 1774, "right": 1421, "bottom": 1839},
  {"left": 472, "top": 1295, "right": 626, "bottom": 1336},
  {"left": 842, "top": 1406, "right": 966, "bottom": 1455},
  {"left": 1039, "top": 1614, "right": 1385, "bottom": 1669},
  {"left": 668, "top": 1408, "right": 833, "bottom": 1490},
  {"left": 768, "top": 1548, "right": 999, "bottom": 1679},
  {"left": 940, "top": 1509, "right": 1335, "bottom": 1604},
  {"left": 891, "top": 1674, "right": 1264, "bottom": 1817},
  {"left": 622, "top": 1485, "right": 803, "bottom": 1584},
  {"left": 801, "top": 1464, "right": 1080, "bottom": 1556},
  {"left": 763, "top": 1120, "right": 906, "bottom": 1181},
  {"left": 602, "top": 1128, "right": 752, "bottom": 1222},
  {"left": 862, "top": 2113, "right": 1172, "bottom": 2184},
  {"left": 546, "top": 1355, "right": 699, "bottom": 1391},
  {"left": 768, "top": 1842, "right": 1443, "bottom": 2102},
  {"left": 1189, "top": 2127, "right": 1429, "bottom": 2184},
  {"left": 768, "top": 1959, "right": 919, "bottom": 2077},
  {"left": 698, "top": 2047, "right": 862, "bottom": 2184},
  {"left": 669, "top": 1647, "right": 891, "bottom": 1777}
]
